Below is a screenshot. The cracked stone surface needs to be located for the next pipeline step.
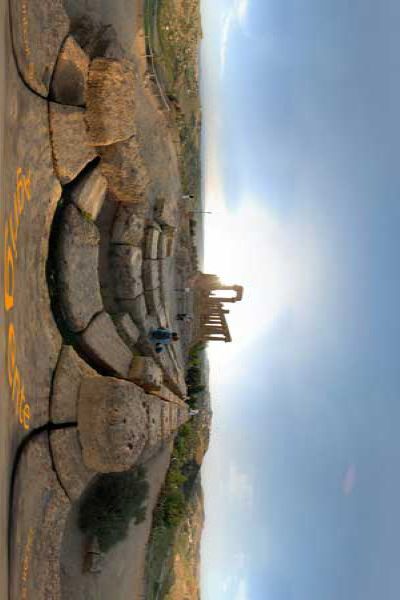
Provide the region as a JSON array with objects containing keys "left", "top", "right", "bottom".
[
  {"left": 77, "top": 311, "right": 133, "bottom": 377},
  {"left": 56, "top": 204, "right": 103, "bottom": 333},
  {"left": 10, "top": 0, "right": 70, "bottom": 96},
  {"left": 78, "top": 376, "right": 148, "bottom": 472},
  {"left": 49, "top": 104, "right": 97, "bottom": 184},
  {"left": 50, "top": 35, "right": 89, "bottom": 106}
]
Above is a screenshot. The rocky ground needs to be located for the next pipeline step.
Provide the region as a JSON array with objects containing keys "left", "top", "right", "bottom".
[
  {"left": 0, "top": 0, "right": 206, "bottom": 599},
  {"left": 61, "top": 445, "right": 174, "bottom": 600},
  {"left": 0, "top": 0, "right": 208, "bottom": 598}
]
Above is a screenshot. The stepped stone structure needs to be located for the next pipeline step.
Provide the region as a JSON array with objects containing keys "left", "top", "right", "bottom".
[
  {"left": 50, "top": 36, "right": 90, "bottom": 106},
  {"left": 7, "top": 7, "right": 193, "bottom": 598},
  {"left": 10, "top": 0, "right": 70, "bottom": 96},
  {"left": 85, "top": 58, "right": 137, "bottom": 146}
]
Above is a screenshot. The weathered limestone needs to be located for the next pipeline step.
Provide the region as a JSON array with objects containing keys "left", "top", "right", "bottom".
[
  {"left": 85, "top": 538, "right": 105, "bottom": 574},
  {"left": 86, "top": 58, "right": 137, "bottom": 146},
  {"left": 143, "top": 259, "right": 160, "bottom": 291},
  {"left": 157, "top": 232, "right": 168, "bottom": 259},
  {"left": 145, "top": 287, "right": 162, "bottom": 316},
  {"left": 166, "top": 231, "right": 175, "bottom": 257},
  {"left": 118, "top": 294, "right": 148, "bottom": 330},
  {"left": 50, "top": 428, "right": 96, "bottom": 502},
  {"left": 77, "top": 311, "right": 133, "bottom": 377},
  {"left": 10, "top": 433, "right": 70, "bottom": 600},
  {"left": 111, "top": 245, "right": 143, "bottom": 299},
  {"left": 70, "top": 165, "right": 107, "bottom": 221},
  {"left": 138, "top": 395, "right": 164, "bottom": 463},
  {"left": 78, "top": 376, "right": 148, "bottom": 472},
  {"left": 111, "top": 204, "right": 145, "bottom": 245},
  {"left": 170, "top": 405, "right": 178, "bottom": 431},
  {"left": 49, "top": 104, "right": 97, "bottom": 184},
  {"left": 3, "top": 64, "right": 63, "bottom": 435},
  {"left": 73, "top": 18, "right": 125, "bottom": 61},
  {"left": 51, "top": 345, "right": 97, "bottom": 424},
  {"left": 56, "top": 204, "right": 103, "bottom": 332},
  {"left": 10, "top": 0, "right": 69, "bottom": 96},
  {"left": 99, "top": 135, "right": 149, "bottom": 203},
  {"left": 129, "top": 356, "right": 163, "bottom": 391},
  {"left": 159, "top": 258, "right": 170, "bottom": 290},
  {"left": 157, "top": 305, "right": 169, "bottom": 328},
  {"left": 160, "top": 401, "right": 172, "bottom": 439},
  {"left": 146, "top": 396, "right": 163, "bottom": 447},
  {"left": 154, "top": 197, "right": 176, "bottom": 228},
  {"left": 150, "top": 385, "right": 186, "bottom": 407},
  {"left": 50, "top": 36, "right": 89, "bottom": 106},
  {"left": 112, "top": 313, "right": 140, "bottom": 349},
  {"left": 178, "top": 406, "right": 190, "bottom": 426},
  {"left": 153, "top": 352, "right": 186, "bottom": 400},
  {"left": 144, "top": 225, "right": 161, "bottom": 259}
]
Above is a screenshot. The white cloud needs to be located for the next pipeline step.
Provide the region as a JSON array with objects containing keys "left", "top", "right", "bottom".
[
  {"left": 203, "top": 193, "right": 326, "bottom": 383},
  {"left": 237, "top": 0, "right": 249, "bottom": 26},
  {"left": 228, "top": 463, "right": 254, "bottom": 510},
  {"left": 220, "top": 0, "right": 250, "bottom": 74},
  {"left": 221, "top": 576, "right": 233, "bottom": 592},
  {"left": 235, "top": 578, "right": 249, "bottom": 600}
]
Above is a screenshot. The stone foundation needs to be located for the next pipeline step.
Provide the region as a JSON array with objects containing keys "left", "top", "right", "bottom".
[
  {"left": 51, "top": 345, "right": 97, "bottom": 424},
  {"left": 50, "top": 428, "right": 96, "bottom": 502},
  {"left": 50, "top": 36, "right": 89, "bottom": 106},
  {"left": 10, "top": 0, "right": 70, "bottom": 96},
  {"left": 49, "top": 104, "right": 97, "bottom": 184},
  {"left": 78, "top": 376, "right": 149, "bottom": 472},
  {"left": 112, "top": 313, "right": 140, "bottom": 350},
  {"left": 10, "top": 433, "right": 71, "bottom": 600},
  {"left": 85, "top": 58, "right": 137, "bottom": 146},
  {"left": 77, "top": 311, "right": 133, "bottom": 377},
  {"left": 55, "top": 204, "right": 103, "bottom": 332},
  {"left": 70, "top": 166, "right": 107, "bottom": 221},
  {"left": 129, "top": 356, "right": 163, "bottom": 391},
  {"left": 111, "top": 245, "right": 143, "bottom": 299}
]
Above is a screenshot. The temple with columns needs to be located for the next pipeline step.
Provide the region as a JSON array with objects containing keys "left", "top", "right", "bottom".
[{"left": 192, "top": 273, "right": 244, "bottom": 343}]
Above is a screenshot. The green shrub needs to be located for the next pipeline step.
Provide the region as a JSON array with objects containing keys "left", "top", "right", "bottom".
[
  {"left": 163, "top": 489, "right": 186, "bottom": 527},
  {"left": 79, "top": 466, "right": 149, "bottom": 552}
]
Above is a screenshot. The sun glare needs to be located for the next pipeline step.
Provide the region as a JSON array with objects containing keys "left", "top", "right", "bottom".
[{"left": 203, "top": 197, "right": 325, "bottom": 370}]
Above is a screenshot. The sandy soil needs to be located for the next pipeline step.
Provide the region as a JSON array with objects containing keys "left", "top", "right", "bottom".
[{"left": 61, "top": 444, "right": 173, "bottom": 600}]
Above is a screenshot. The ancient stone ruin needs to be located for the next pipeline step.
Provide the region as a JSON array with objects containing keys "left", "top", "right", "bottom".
[
  {"left": 192, "top": 273, "right": 244, "bottom": 343},
  {"left": 8, "top": 3, "right": 189, "bottom": 598}
]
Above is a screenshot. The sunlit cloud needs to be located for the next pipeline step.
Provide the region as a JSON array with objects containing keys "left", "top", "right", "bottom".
[
  {"left": 221, "top": 577, "right": 232, "bottom": 593},
  {"left": 203, "top": 186, "right": 326, "bottom": 383},
  {"left": 235, "top": 578, "right": 249, "bottom": 600},
  {"left": 219, "top": 575, "right": 249, "bottom": 600}
]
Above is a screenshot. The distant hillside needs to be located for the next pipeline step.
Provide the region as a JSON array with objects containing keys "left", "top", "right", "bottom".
[
  {"left": 145, "top": 0, "right": 202, "bottom": 195},
  {"left": 145, "top": 394, "right": 211, "bottom": 599},
  {"left": 165, "top": 475, "right": 204, "bottom": 600}
]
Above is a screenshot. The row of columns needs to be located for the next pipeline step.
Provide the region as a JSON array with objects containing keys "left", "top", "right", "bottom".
[
  {"left": 194, "top": 277, "right": 244, "bottom": 344},
  {"left": 199, "top": 302, "right": 232, "bottom": 342}
]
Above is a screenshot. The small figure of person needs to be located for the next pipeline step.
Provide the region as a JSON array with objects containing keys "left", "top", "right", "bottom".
[
  {"left": 177, "top": 313, "right": 193, "bottom": 322},
  {"left": 148, "top": 327, "right": 179, "bottom": 353}
]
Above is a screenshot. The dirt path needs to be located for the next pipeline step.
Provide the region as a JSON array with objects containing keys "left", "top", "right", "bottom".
[{"left": 61, "top": 445, "right": 173, "bottom": 600}]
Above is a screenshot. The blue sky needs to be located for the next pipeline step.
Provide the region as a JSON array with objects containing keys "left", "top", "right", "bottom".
[{"left": 200, "top": 2, "right": 400, "bottom": 599}]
